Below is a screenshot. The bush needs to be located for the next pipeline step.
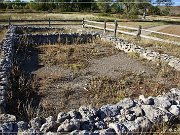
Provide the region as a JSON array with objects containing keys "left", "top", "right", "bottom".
[{"left": 149, "top": 6, "right": 161, "bottom": 15}]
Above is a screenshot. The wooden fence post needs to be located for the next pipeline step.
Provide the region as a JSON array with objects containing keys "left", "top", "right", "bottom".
[
  {"left": 82, "top": 18, "right": 85, "bottom": 28},
  {"left": 114, "top": 20, "right": 118, "bottom": 37},
  {"left": 104, "top": 20, "right": 106, "bottom": 33},
  {"left": 8, "top": 17, "right": 11, "bottom": 26},
  {"left": 137, "top": 25, "right": 142, "bottom": 37},
  {"left": 49, "top": 18, "right": 51, "bottom": 27}
]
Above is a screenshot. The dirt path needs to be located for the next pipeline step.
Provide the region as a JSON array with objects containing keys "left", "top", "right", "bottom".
[{"left": 88, "top": 53, "right": 155, "bottom": 78}]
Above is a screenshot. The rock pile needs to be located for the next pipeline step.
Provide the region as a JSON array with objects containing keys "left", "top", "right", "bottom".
[
  {"left": 0, "top": 88, "right": 179, "bottom": 134},
  {"left": 0, "top": 26, "right": 16, "bottom": 113},
  {"left": 102, "top": 36, "right": 180, "bottom": 71}
]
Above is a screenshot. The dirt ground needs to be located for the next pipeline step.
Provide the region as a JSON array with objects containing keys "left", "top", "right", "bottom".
[
  {"left": 22, "top": 39, "right": 178, "bottom": 117},
  {"left": 158, "top": 25, "right": 180, "bottom": 36}
]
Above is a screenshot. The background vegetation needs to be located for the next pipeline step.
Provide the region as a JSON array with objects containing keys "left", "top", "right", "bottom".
[{"left": 0, "top": 0, "right": 176, "bottom": 19}]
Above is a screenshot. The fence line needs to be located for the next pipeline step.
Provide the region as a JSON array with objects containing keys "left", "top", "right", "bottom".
[
  {"left": 0, "top": 18, "right": 179, "bottom": 45},
  {"left": 84, "top": 19, "right": 180, "bottom": 46}
]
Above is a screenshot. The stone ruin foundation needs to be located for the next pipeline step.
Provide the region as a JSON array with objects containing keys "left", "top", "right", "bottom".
[{"left": 0, "top": 26, "right": 179, "bottom": 134}]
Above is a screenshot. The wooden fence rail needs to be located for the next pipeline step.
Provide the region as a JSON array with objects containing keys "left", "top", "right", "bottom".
[
  {"left": 0, "top": 18, "right": 179, "bottom": 45},
  {"left": 84, "top": 19, "right": 180, "bottom": 46}
]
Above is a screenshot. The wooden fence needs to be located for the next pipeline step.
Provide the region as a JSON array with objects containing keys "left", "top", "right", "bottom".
[
  {"left": 83, "top": 19, "right": 180, "bottom": 46},
  {"left": 0, "top": 18, "right": 179, "bottom": 45},
  {"left": 0, "top": 18, "right": 82, "bottom": 26}
]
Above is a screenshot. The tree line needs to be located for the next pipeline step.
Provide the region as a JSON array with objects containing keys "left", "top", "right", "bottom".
[{"left": 0, "top": 0, "right": 174, "bottom": 18}]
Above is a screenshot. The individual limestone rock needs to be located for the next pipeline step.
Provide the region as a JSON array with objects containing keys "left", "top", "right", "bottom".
[
  {"left": 130, "top": 106, "right": 144, "bottom": 117},
  {"left": 17, "top": 121, "right": 29, "bottom": 131},
  {"left": 0, "top": 122, "right": 18, "bottom": 134},
  {"left": 134, "top": 117, "right": 152, "bottom": 132},
  {"left": 99, "top": 128, "right": 116, "bottom": 135},
  {"left": 141, "top": 105, "right": 172, "bottom": 123},
  {"left": 57, "top": 119, "right": 80, "bottom": 132},
  {"left": 68, "top": 110, "right": 82, "bottom": 119},
  {"left": 80, "top": 119, "right": 94, "bottom": 131},
  {"left": 116, "top": 98, "right": 135, "bottom": 109},
  {"left": 40, "top": 121, "right": 57, "bottom": 132},
  {"left": 94, "top": 121, "right": 107, "bottom": 130},
  {"left": 30, "top": 117, "right": 44, "bottom": 130},
  {"left": 109, "top": 123, "right": 127, "bottom": 135},
  {"left": 154, "top": 96, "right": 172, "bottom": 110},
  {"left": 98, "top": 104, "right": 121, "bottom": 119},
  {"left": 125, "top": 113, "right": 136, "bottom": 121},
  {"left": 169, "top": 105, "right": 180, "bottom": 116},
  {"left": 79, "top": 106, "right": 98, "bottom": 120},
  {"left": 70, "top": 130, "right": 80, "bottom": 135},
  {"left": 45, "top": 116, "right": 55, "bottom": 123},
  {"left": 0, "top": 114, "right": 16, "bottom": 123},
  {"left": 139, "top": 95, "right": 154, "bottom": 105},
  {"left": 57, "top": 112, "right": 70, "bottom": 123},
  {"left": 122, "top": 120, "right": 140, "bottom": 133}
]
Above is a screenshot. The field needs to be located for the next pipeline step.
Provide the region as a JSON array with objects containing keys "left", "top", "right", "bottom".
[
  {"left": 0, "top": 13, "right": 168, "bottom": 28},
  {"left": 158, "top": 25, "right": 180, "bottom": 35}
]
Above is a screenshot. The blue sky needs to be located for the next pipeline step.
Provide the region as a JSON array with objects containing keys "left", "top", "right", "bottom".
[{"left": 172, "top": 0, "right": 180, "bottom": 6}]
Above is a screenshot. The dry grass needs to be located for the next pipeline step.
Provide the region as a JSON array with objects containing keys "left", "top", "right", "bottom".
[
  {"left": 117, "top": 33, "right": 180, "bottom": 58},
  {"left": 0, "top": 28, "right": 7, "bottom": 42},
  {"left": 158, "top": 25, "right": 180, "bottom": 36},
  {"left": 36, "top": 38, "right": 180, "bottom": 115},
  {"left": 38, "top": 39, "right": 118, "bottom": 70},
  {"left": 0, "top": 13, "right": 168, "bottom": 28}
]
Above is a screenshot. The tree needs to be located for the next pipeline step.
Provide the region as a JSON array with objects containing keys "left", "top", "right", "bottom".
[
  {"left": 0, "top": 0, "right": 6, "bottom": 10},
  {"left": 155, "top": 0, "right": 174, "bottom": 15},
  {"left": 136, "top": 0, "right": 152, "bottom": 19},
  {"left": 97, "top": 0, "right": 112, "bottom": 13}
]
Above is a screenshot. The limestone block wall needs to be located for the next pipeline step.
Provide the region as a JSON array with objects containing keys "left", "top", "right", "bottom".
[
  {"left": 0, "top": 26, "right": 16, "bottom": 111},
  {"left": 102, "top": 36, "right": 180, "bottom": 71}
]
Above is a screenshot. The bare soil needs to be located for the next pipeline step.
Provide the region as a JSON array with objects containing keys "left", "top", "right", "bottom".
[
  {"left": 26, "top": 40, "right": 180, "bottom": 117},
  {"left": 158, "top": 25, "right": 180, "bottom": 36}
]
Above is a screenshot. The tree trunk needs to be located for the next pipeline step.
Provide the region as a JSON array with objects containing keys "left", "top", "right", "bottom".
[{"left": 142, "top": 8, "right": 147, "bottom": 19}]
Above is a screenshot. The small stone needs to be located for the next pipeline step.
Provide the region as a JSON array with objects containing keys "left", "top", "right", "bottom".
[
  {"left": 141, "top": 105, "right": 172, "bottom": 123},
  {"left": 169, "top": 105, "right": 180, "bottom": 116},
  {"left": 57, "top": 112, "right": 70, "bottom": 123},
  {"left": 68, "top": 110, "right": 82, "bottom": 119},
  {"left": 30, "top": 117, "right": 44, "bottom": 130},
  {"left": 79, "top": 106, "right": 98, "bottom": 120},
  {"left": 154, "top": 96, "right": 171, "bottom": 109},
  {"left": 116, "top": 98, "right": 135, "bottom": 109},
  {"left": 125, "top": 113, "right": 136, "bottom": 121},
  {"left": 40, "top": 121, "right": 57, "bottom": 132},
  {"left": 57, "top": 119, "right": 80, "bottom": 132},
  {"left": 130, "top": 106, "right": 144, "bottom": 117},
  {"left": 0, "top": 114, "right": 16, "bottom": 123},
  {"left": 17, "top": 121, "right": 29, "bottom": 131},
  {"left": 109, "top": 123, "right": 127, "bottom": 135},
  {"left": 99, "top": 104, "right": 120, "bottom": 119},
  {"left": 135, "top": 117, "right": 152, "bottom": 132},
  {"left": 45, "top": 116, "right": 55, "bottom": 123},
  {"left": 99, "top": 128, "right": 116, "bottom": 135},
  {"left": 94, "top": 121, "right": 107, "bottom": 130}
]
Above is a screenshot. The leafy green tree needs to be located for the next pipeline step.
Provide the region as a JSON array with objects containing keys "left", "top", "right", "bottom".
[
  {"left": 97, "top": 0, "right": 112, "bottom": 13},
  {"left": 135, "top": 0, "right": 152, "bottom": 19},
  {"left": 155, "top": 0, "right": 174, "bottom": 15},
  {"left": 0, "top": 0, "right": 6, "bottom": 9},
  {"left": 148, "top": 6, "right": 161, "bottom": 15}
]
